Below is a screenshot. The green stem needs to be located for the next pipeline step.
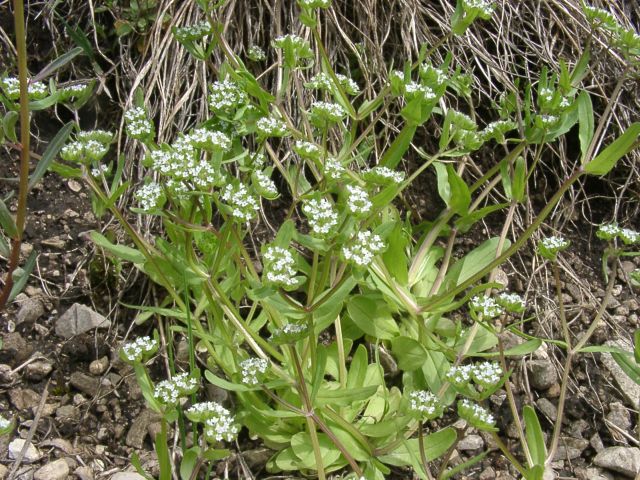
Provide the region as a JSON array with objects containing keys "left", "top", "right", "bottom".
[
  {"left": 552, "top": 261, "right": 571, "bottom": 350},
  {"left": 0, "top": 0, "right": 30, "bottom": 310}
]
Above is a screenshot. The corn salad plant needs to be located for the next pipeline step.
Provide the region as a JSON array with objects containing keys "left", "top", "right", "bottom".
[{"left": 13, "top": 0, "right": 637, "bottom": 478}]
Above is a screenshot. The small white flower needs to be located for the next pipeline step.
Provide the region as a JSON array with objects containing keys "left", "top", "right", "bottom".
[
  {"left": 239, "top": 358, "right": 269, "bottom": 385},
  {"left": 136, "top": 183, "right": 163, "bottom": 211},
  {"left": 248, "top": 45, "right": 266, "bottom": 61},
  {"left": 325, "top": 157, "right": 345, "bottom": 180},
  {"left": 404, "top": 82, "right": 436, "bottom": 101},
  {"left": 125, "top": 107, "right": 154, "bottom": 139},
  {"left": 472, "top": 362, "right": 502, "bottom": 387},
  {"left": 458, "top": 399, "right": 496, "bottom": 428},
  {"left": 256, "top": 116, "right": 289, "bottom": 137},
  {"left": 221, "top": 183, "right": 259, "bottom": 221},
  {"left": 364, "top": 166, "right": 405, "bottom": 184},
  {"left": 408, "top": 390, "right": 442, "bottom": 418},
  {"left": 0, "top": 76, "right": 48, "bottom": 100},
  {"left": 154, "top": 372, "right": 198, "bottom": 405},
  {"left": 446, "top": 364, "right": 474, "bottom": 386},
  {"left": 342, "top": 231, "right": 385, "bottom": 267},
  {"left": 539, "top": 114, "right": 558, "bottom": 128},
  {"left": 302, "top": 198, "right": 339, "bottom": 236},
  {"left": 263, "top": 246, "right": 298, "bottom": 287},
  {"left": 121, "top": 336, "right": 158, "bottom": 362},
  {"left": 310, "top": 101, "right": 346, "bottom": 123},
  {"left": 204, "top": 406, "right": 239, "bottom": 442},
  {"left": 254, "top": 170, "right": 278, "bottom": 198},
  {"left": 187, "top": 128, "right": 232, "bottom": 151},
  {"left": 462, "top": 0, "right": 495, "bottom": 16},
  {"left": 469, "top": 295, "right": 504, "bottom": 318},
  {"left": 346, "top": 184, "right": 372, "bottom": 215},
  {"left": 174, "top": 21, "right": 213, "bottom": 41},
  {"left": 208, "top": 80, "right": 247, "bottom": 112},
  {"left": 496, "top": 292, "right": 525, "bottom": 312},
  {"left": 541, "top": 235, "right": 569, "bottom": 250},
  {"left": 620, "top": 228, "right": 640, "bottom": 244},
  {"left": 91, "top": 164, "right": 109, "bottom": 177},
  {"left": 294, "top": 140, "right": 322, "bottom": 159}
]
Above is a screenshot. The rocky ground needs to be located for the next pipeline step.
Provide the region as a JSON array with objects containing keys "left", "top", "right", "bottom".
[{"left": 1, "top": 170, "right": 640, "bottom": 480}]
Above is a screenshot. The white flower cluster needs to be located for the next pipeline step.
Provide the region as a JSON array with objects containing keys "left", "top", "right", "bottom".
[
  {"left": 263, "top": 246, "right": 298, "bottom": 287},
  {"left": 248, "top": 45, "right": 266, "bottom": 61},
  {"left": 458, "top": 399, "right": 496, "bottom": 428},
  {"left": 538, "top": 87, "right": 554, "bottom": 103},
  {"left": 254, "top": 170, "right": 278, "bottom": 197},
  {"left": 298, "top": 0, "right": 331, "bottom": 8},
  {"left": 408, "top": 390, "right": 441, "bottom": 417},
  {"left": 61, "top": 83, "right": 89, "bottom": 98},
  {"left": 240, "top": 358, "right": 269, "bottom": 385},
  {"left": 538, "top": 114, "right": 559, "bottom": 128},
  {"left": 256, "top": 116, "right": 289, "bottom": 137},
  {"left": 0, "top": 76, "right": 48, "bottom": 100},
  {"left": 305, "top": 72, "right": 360, "bottom": 95},
  {"left": 481, "top": 120, "right": 516, "bottom": 140},
  {"left": 325, "top": 157, "right": 345, "bottom": 180},
  {"left": 302, "top": 198, "right": 339, "bottom": 236},
  {"left": 121, "top": 336, "right": 158, "bottom": 362},
  {"left": 346, "top": 184, "right": 372, "bottom": 215},
  {"left": 154, "top": 372, "right": 198, "bottom": 405},
  {"left": 472, "top": 362, "right": 502, "bottom": 386},
  {"left": 252, "top": 152, "right": 266, "bottom": 167},
  {"left": 310, "top": 101, "right": 346, "bottom": 123},
  {"left": 91, "top": 164, "right": 109, "bottom": 177},
  {"left": 420, "top": 65, "right": 448, "bottom": 86},
  {"left": 125, "top": 107, "right": 154, "bottom": 139},
  {"left": 405, "top": 82, "right": 436, "bottom": 101},
  {"left": 390, "top": 70, "right": 405, "bottom": 82},
  {"left": 496, "top": 292, "right": 525, "bottom": 312},
  {"left": 188, "top": 128, "right": 232, "bottom": 151},
  {"left": 342, "top": 231, "right": 384, "bottom": 267},
  {"left": 364, "top": 166, "right": 405, "bottom": 184},
  {"left": 151, "top": 136, "right": 224, "bottom": 190},
  {"left": 463, "top": 0, "right": 495, "bottom": 16},
  {"left": 136, "top": 182, "right": 163, "bottom": 211},
  {"left": 0, "top": 415, "right": 11, "bottom": 430},
  {"left": 597, "top": 224, "right": 640, "bottom": 244},
  {"left": 294, "top": 140, "right": 322, "bottom": 159},
  {"left": 208, "top": 80, "right": 247, "bottom": 112},
  {"left": 173, "top": 21, "right": 212, "bottom": 42},
  {"left": 446, "top": 364, "right": 474, "bottom": 386},
  {"left": 204, "top": 404, "right": 239, "bottom": 442},
  {"left": 282, "top": 323, "right": 307, "bottom": 335},
  {"left": 541, "top": 235, "right": 569, "bottom": 250},
  {"left": 469, "top": 295, "right": 504, "bottom": 318},
  {"left": 221, "top": 183, "right": 259, "bottom": 221},
  {"left": 61, "top": 132, "right": 111, "bottom": 163},
  {"left": 273, "top": 34, "right": 307, "bottom": 49}
]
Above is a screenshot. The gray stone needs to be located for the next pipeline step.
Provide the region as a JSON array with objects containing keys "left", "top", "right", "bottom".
[
  {"left": 9, "top": 388, "right": 41, "bottom": 412},
  {"left": 8, "top": 438, "right": 42, "bottom": 463},
  {"left": 528, "top": 359, "right": 558, "bottom": 390},
  {"left": 75, "top": 466, "right": 94, "bottom": 480},
  {"left": 536, "top": 398, "right": 558, "bottom": 422},
  {"left": 458, "top": 434, "right": 484, "bottom": 451},
  {"left": 0, "top": 363, "right": 18, "bottom": 384},
  {"left": 594, "top": 446, "right": 640, "bottom": 477},
  {"left": 606, "top": 402, "right": 631, "bottom": 432},
  {"left": 55, "top": 303, "right": 111, "bottom": 339},
  {"left": 1, "top": 332, "right": 32, "bottom": 365},
  {"left": 110, "top": 472, "right": 148, "bottom": 480},
  {"left": 34, "top": 459, "right": 69, "bottom": 480},
  {"left": 89, "top": 356, "right": 109, "bottom": 376},
  {"left": 56, "top": 405, "right": 80, "bottom": 422},
  {"left": 543, "top": 466, "right": 557, "bottom": 480},
  {"left": 69, "top": 371, "right": 100, "bottom": 395},
  {"left": 590, "top": 433, "right": 605, "bottom": 452},
  {"left": 16, "top": 297, "right": 45, "bottom": 326},
  {"left": 126, "top": 409, "right": 161, "bottom": 449},
  {"left": 602, "top": 340, "right": 640, "bottom": 409},
  {"left": 553, "top": 437, "right": 588, "bottom": 461},
  {"left": 0, "top": 464, "right": 7, "bottom": 479},
  {"left": 576, "top": 468, "right": 613, "bottom": 480},
  {"left": 479, "top": 467, "right": 496, "bottom": 480},
  {"left": 25, "top": 361, "right": 53, "bottom": 381}
]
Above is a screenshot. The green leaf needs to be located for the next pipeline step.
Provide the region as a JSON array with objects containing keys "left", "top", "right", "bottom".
[
  {"left": 524, "top": 405, "right": 546, "bottom": 466},
  {"left": 390, "top": 336, "right": 427, "bottom": 371},
  {"left": 292, "top": 432, "right": 341, "bottom": 469},
  {"left": 634, "top": 329, "right": 640, "bottom": 364},
  {"left": 180, "top": 447, "right": 200, "bottom": 480},
  {"left": 130, "top": 453, "right": 155, "bottom": 480},
  {"left": 0, "top": 198, "right": 18, "bottom": 238},
  {"left": 29, "top": 122, "right": 75, "bottom": 189},
  {"left": 577, "top": 345, "right": 629, "bottom": 354},
  {"left": 347, "top": 344, "right": 368, "bottom": 388},
  {"left": 32, "top": 47, "right": 84, "bottom": 82},
  {"left": 359, "top": 415, "right": 412, "bottom": 438},
  {"left": 310, "top": 347, "right": 328, "bottom": 403},
  {"left": 204, "top": 369, "right": 251, "bottom": 392},
  {"left": 434, "top": 162, "right": 451, "bottom": 206},
  {"left": 577, "top": 92, "right": 594, "bottom": 163},
  {"left": 155, "top": 428, "right": 171, "bottom": 480},
  {"left": 512, "top": 156, "right": 526, "bottom": 202},
  {"left": 379, "top": 427, "right": 456, "bottom": 466},
  {"left": 584, "top": 123, "right": 640, "bottom": 175},
  {"left": 446, "top": 164, "right": 470, "bottom": 214},
  {"left": 443, "top": 237, "right": 511, "bottom": 290},
  {"left": 473, "top": 339, "right": 542, "bottom": 358},
  {"left": 8, "top": 250, "right": 37, "bottom": 302},
  {"left": 611, "top": 352, "right": 640, "bottom": 385},
  {"left": 380, "top": 124, "right": 417, "bottom": 168},
  {"left": 90, "top": 231, "right": 145, "bottom": 264},
  {"left": 3, "top": 111, "right": 19, "bottom": 143},
  {"left": 315, "top": 385, "right": 378, "bottom": 406},
  {"left": 346, "top": 295, "right": 400, "bottom": 340}
]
